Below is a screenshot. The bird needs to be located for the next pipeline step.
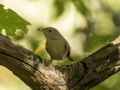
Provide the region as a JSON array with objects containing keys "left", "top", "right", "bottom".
[{"left": 38, "top": 27, "right": 74, "bottom": 63}]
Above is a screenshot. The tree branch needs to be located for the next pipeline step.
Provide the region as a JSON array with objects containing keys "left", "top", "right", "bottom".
[{"left": 0, "top": 34, "right": 120, "bottom": 90}]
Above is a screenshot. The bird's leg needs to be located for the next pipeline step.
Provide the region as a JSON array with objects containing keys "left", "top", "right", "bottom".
[
  {"left": 64, "top": 57, "right": 74, "bottom": 67},
  {"left": 70, "top": 61, "right": 74, "bottom": 67}
]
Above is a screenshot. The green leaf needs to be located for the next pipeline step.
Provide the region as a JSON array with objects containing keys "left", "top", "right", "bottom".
[
  {"left": 53, "top": 0, "right": 65, "bottom": 18},
  {"left": 72, "top": 0, "right": 89, "bottom": 16},
  {"left": 0, "top": 4, "right": 31, "bottom": 36}
]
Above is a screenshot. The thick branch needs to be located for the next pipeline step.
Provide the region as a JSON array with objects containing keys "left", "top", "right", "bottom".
[{"left": 0, "top": 34, "right": 120, "bottom": 90}]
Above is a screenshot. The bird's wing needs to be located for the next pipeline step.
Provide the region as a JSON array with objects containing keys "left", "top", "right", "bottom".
[
  {"left": 65, "top": 41, "right": 74, "bottom": 61},
  {"left": 65, "top": 41, "right": 71, "bottom": 56}
]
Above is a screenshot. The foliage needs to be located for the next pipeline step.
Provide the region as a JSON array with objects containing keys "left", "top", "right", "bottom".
[
  {"left": 0, "top": 4, "right": 30, "bottom": 36},
  {"left": 0, "top": 0, "right": 120, "bottom": 90}
]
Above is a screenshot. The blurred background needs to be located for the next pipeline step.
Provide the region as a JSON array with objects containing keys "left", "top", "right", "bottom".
[{"left": 0, "top": 0, "right": 120, "bottom": 90}]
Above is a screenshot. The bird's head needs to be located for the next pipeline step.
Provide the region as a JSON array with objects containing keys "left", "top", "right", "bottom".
[{"left": 38, "top": 27, "right": 61, "bottom": 40}]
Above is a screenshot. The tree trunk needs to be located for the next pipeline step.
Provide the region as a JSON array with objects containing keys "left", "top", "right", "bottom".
[{"left": 0, "top": 34, "right": 120, "bottom": 90}]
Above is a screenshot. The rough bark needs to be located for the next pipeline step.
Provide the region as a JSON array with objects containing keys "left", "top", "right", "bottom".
[{"left": 0, "top": 34, "right": 120, "bottom": 90}]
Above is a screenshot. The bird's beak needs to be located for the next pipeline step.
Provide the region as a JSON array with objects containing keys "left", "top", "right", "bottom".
[{"left": 37, "top": 28, "right": 43, "bottom": 31}]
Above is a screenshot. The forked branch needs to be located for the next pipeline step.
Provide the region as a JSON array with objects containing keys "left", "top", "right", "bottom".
[{"left": 0, "top": 34, "right": 120, "bottom": 90}]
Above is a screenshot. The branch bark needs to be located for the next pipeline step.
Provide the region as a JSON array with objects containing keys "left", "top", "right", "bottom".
[{"left": 0, "top": 34, "right": 120, "bottom": 90}]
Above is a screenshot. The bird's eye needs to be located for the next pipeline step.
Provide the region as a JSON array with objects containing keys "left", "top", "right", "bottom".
[{"left": 49, "top": 30, "right": 51, "bottom": 32}]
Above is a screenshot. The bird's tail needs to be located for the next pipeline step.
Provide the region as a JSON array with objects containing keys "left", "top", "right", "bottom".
[{"left": 68, "top": 56, "right": 74, "bottom": 61}]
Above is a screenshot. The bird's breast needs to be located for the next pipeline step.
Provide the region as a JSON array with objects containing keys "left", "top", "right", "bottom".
[{"left": 46, "top": 39, "right": 67, "bottom": 60}]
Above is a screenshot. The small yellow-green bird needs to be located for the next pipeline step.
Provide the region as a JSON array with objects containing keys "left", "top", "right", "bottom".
[{"left": 38, "top": 27, "right": 74, "bottom": 62}]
